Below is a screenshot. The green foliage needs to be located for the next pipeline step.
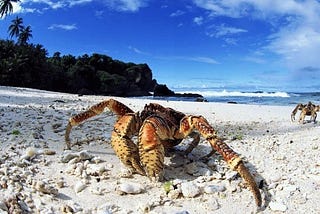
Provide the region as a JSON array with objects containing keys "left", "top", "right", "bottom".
[
  {"left": 163, "top": 181, "right": 173, "bottom": 194},
  {"left": 0, "top": 0, "right": 20, "bottom": 18},
  {"left": 11, "top": 129, "right": 20, "bottom": 135},
  {"left": 231, "top": 133, "right": 244, "bottom": 141}
]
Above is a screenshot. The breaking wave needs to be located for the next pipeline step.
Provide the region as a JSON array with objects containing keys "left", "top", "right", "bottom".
[{"left": 177, "top": 89, "right": 290, "bottom": 98}]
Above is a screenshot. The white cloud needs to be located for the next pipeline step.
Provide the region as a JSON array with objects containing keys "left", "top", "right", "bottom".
[
  {"left": 193, "top": 0, "right": 320, "bottom": 74},
  {"left": 95, "top": 10, "right": 104, "bottom": 18},
  {"left": 207, "top": 24, "right": 247, "bottom": 38},
  {"left": 12, "top": 0, "right": 94, "bottom": 14},
  {"left": 188, "top": 56, "right": 218, "bottom": 64},
  {"left": 170, "top": 10, "right": 185, "bottom": 17},
  {"left": 103, "top": 0, "right": 149, "bottom": 12},
  {"left": 193, "top": 16, "right": 203, "bottom": 25},
  {"left": 128, "top": 46, "right": 149, "bottom": 55},
  {"left": 69, "top": 0, "right": 93, "bottom": 7},
  {"left": 48, "top": 24, "right": 78, "bottom": 30}
]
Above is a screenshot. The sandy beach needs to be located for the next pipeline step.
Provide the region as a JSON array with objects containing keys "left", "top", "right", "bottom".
[{"left": 0, "top": 86, "right": 319, "bottom": 213}]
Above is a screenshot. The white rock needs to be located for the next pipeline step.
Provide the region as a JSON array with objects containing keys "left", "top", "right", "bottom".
[
  {"left": 74, "top": 181, "right": 87, "bottom": 193},
  {"left": 270, "top": 174, "right": 282, "bottom": 183},
  {"left": 204, "top": 185, "right": 226, "bottom": 194},
  {"left": 0, "top": 201, "right": 8, "bottom": 212},
  {"left": 181, "top": 182, "right": 201, "bottom": 198},
  {"left": 269, "top": 201, "right": 287, "bottom": 212},
  {"left": 118, "top": 182, "right": 144, "bottom": 194},
  {"left": 78, "top": 150, "right": 93, "bottom": 161},
  {"left": 25, "top": 147, "right": 37, "bottom": 158},
  {"left": 283, "top": 184, "right": 297, "bottom": 193},
  {"left": 97, "top": 203, "right": 118, "bottom": 214},
  {"left": 225, "top": 171, "right": 238, "bottom": 180},
  {"left": 185, "top": 162, "right": 198, "bottom": 175},
  {"left": 61, "top": 152, "right": 78, "bottom": 163},
  {"left": 167, "top": 189, "right": 181, "bottom": 199},
  {"left": 74, "top": 163, "right": 85, "bottom": 177}
]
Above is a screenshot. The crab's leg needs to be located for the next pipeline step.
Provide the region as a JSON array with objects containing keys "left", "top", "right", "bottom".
[
  {"left": 179, "top": 115, "right": 262, "bottom": 207},
  {"left": 111, "top": 113, "right": 146, "bottom": 176},
  {"left": 138, "top": 116, "right": 173, "bottom": 180},
  {"left": 65, "top": 99, "right": 134, "bottom": 149},
  {"left": 312, "top": 105, "right": 320, "bottom": 122},
  {"left": 183, "top": 132, "right": 201, "bottom": 155},
  {"left": 298, "top": 111, "right": 307, "bottom": 124},
  {"left": 291, "top": 104, "right": 301, "bottom": 121}
]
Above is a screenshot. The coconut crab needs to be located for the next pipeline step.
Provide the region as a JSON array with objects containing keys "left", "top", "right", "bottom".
[
  {"left": 291, "top": 101, "right": 320, "bottom": 123},
  {"left": 65, "top": 99, "right": 262, "bottom": 206}
]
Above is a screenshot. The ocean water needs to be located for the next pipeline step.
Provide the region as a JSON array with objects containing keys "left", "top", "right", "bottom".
[{"left": 149, "top": 88, "right": 320, "bottom": 106}]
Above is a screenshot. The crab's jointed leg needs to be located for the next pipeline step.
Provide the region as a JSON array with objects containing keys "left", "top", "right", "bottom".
[
  {"left": 311, "top": 105, "right": 320, "bottom": 122},
  {"left": 298, "top": 111, "right": 307, "bottom": 124},
  {"left": 111, "top": 114, "right": 146, "bottom": 175},
  {"left": 65, "top": 99, "right": 134, "bottom": 149},
  {"left": 138, "top": 116, "right": 170, "bottom": 180},
  {"left": 179, "top": 115, "right": 262, "bottom": 207},
  {"left": 291, "top": 104, "right": 303, "bottom": 122}
]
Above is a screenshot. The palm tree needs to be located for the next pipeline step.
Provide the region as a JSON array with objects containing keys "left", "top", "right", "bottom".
[
  {"left": 18, "top": 25, "right": 32, "bottom": 45},
  {"left": 8, "top": 16, "right": 23, "bottom": 38},
  {"left": 0, "top": 0, "right": 20, "bottom": 18}
]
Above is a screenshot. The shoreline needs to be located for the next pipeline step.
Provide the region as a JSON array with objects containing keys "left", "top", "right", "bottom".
[{"left": 0, "top": 86, "right": 319, "bottom": 213}]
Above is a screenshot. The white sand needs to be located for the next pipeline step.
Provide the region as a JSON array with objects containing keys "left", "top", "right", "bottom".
[{"left": 0, "top": 86, "right": 319, "bottom": 213}]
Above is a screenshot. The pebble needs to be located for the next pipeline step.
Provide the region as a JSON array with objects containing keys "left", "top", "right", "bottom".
[
  {"left": 225, "top": 171, "right": 238, "bottom": 180},
  {"left": 269, "top": 201, "right": 287, "bottom": 212},
  {"left": 118, "top": 182, "right": 144, "bottom": 194},
  {"left": 33, "top": 180, "right": 59, "bottom": 195},
  {"left": 96, "top": 203, "right": 119, "bottom": 214},
  {"left": 270, "top": 174, "right": 282, "bottom": 183},
  {"left": 204, "top": 184, "right": 226, "bottom": 194},
  {"left": 74, "top": 181, "right": 87, "bottom": 193},
  {"left": 181, "top": 182, "right": 201, "bottom": 198},
  {"left": 0, "top": 201, "right": 8, "bottom": 212}
]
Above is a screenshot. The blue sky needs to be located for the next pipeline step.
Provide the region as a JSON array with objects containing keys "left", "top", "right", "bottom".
[{"left": 1, "top": 0, "right": 320, "bottom": 92}]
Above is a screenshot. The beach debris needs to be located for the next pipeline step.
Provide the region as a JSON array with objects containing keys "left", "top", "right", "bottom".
[
  {"left": 204, "top": 184, "right": 226, "bottom": 194},
  {"left": 269, "top": 201, "right": 287, "bottom": 212},
  {"left": 20, "top": 147, "right": 56, "bottom": 162},
  {"left": 20, "top": 147, "right": 38, "bottom": 161},
  {"left": 32, "top": 180, "right": 59, "bottom": 195},
  {"left": 3, "top": 195, "right": 24, "bottom": 213},
  {"left": 60, "top": 150, "right": 93, "bottom": 163},
  {"left": 118, "top": 182, "right": 144, "bottom": 194},
  {"left": 181, "top": 182, "right": 201, "bottom": 198},
  {"left": 96, "top": 203, "right": 120, "bottom": 214},
  {"left": 60, "top": 204, "right": 74, "bottom": 213},
  {"left": 225, "top": 171, "right": 238, "bottom": 180},
  {"left": 74, "top": 181, "right": 87, "bottom": 193},
  {"left": 0, "top": 200, "right": 8, "bottom": 212}
]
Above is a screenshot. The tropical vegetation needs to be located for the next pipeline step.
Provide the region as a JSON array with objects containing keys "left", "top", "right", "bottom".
[
  {"left": 0, "top": 0, "right": 20, "bottom": 18},
  {"left": 0, "top": 39, "right": 157, "bottom": 96}
]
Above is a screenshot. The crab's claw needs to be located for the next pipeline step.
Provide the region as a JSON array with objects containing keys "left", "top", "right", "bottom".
[{"left": 180, "top": 116, "right": 262, "bottom": 207}]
